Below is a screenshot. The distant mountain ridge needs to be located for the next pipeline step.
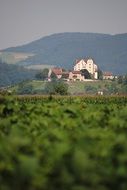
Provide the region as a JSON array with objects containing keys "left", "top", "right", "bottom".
[{"left": 2, "top": 32, "right": 127, "bottom": 74}]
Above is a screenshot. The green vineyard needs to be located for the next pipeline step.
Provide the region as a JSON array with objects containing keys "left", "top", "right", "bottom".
[{"left": 0, "top": 95, "right": 127, "bottom": 190}]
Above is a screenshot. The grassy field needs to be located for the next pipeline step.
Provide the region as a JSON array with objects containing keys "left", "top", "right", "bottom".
[
  {"left": 9, "top": 79, "right": 124, "bottom": 95},
  {"left": 68, "top": 80, "right": 113, "bottom": 94}
]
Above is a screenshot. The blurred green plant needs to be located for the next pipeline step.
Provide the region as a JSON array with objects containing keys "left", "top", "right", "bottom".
[{"left": 0, "top": 96, "right": 127, "bottom": 190}]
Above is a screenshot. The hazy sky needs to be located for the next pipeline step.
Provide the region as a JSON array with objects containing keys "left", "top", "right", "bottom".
[{"left": 0, "top": 0, "right": 127, "bottom": 49}]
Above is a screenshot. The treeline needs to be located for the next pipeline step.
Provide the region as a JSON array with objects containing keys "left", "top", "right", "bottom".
[
  {"left": 0, "top": 60, "right": 36, "bottom": 87},
  {"left": 15, "top": 80, "right": 68, "bottom": 95}
]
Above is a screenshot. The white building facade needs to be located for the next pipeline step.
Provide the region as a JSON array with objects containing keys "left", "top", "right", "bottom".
[
  {"left": 69, "top": 71, "right": 85, "bottom": 81},
  {"left": 74, "top": 58, "right": 98, "bottom": 79}
]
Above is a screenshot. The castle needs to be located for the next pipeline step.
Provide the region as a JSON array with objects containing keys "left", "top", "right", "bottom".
[
  {"left": 74, "top": 58, "right": 98, "bottom": 79},
  {"left": 50, "top": 58, "right": 98, "bottom": 81}
]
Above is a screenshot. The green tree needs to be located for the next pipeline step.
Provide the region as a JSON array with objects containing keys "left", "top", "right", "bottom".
[
  {"left": 98, "top": 68, "right": 103, "bottom": 80},
  {"left": 123, "top": 74, "right": 127, "bottom": 85},
  {"left": 108, "top": 83, "right": 118, "bottom": 94},
  {"left": 85, "top": 85, "right": 97, "bottom": 94},
  {"left": 50, "top": 72, "right": 57, "bottom": 80},
  {"left": 81, "top": 69, "right": 91, "bottom": 79},
  {"left": 45, "top": 81, "right": 68, "bottom": 95},
  {"left": 17, "top": 82, "right": 34, "bottom": 94},
  {"left": 35, "top": 68, "right": 49, "bottom": 80},
  {"left": 117, "top": 76, "right": 123, "bottom": 84}
]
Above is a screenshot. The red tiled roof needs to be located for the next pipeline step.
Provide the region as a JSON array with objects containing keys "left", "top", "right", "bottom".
[
  {"left": 74, "top": 59, "right": 85, "bottom": 65},
  {"left": 76, "top": 59, "right": 80, "bottom": 64},
  {"left": 74, "top": 58, "right": 94, "bottom": 66},
  {"left": 103, "top": 72, "right": 113, "bottom": 76},
  {"left": 62, "top": 72, "right": 69, "bottom": 75},
  {"left": 72, "top": 71, "right": 81, "bottom": 74},
  {"left": 52, "top": 68, "right": 62, "bottom": 75}
]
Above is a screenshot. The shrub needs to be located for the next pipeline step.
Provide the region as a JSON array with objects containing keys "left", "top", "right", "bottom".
[{"left": 45, "top": 81, "right": 68, "bottom": 95}]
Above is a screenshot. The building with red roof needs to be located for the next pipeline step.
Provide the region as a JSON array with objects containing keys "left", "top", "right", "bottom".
[{"left": 103, "top": 72, "right": 114, "bottom": 80}]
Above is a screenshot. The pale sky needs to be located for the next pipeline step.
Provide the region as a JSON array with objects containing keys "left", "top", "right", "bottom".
[{"left": 0, "top": 0, "right": 127, "bottom": 50}]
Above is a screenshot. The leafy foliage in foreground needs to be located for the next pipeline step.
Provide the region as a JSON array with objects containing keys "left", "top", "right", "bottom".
[{"left": 0, "top": 96, "right": 127, "bottom": 190}]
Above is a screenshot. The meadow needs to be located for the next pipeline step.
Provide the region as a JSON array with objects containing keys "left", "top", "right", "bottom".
[
  {"left": 9, "top": 79, "right": 126, "bottom": 95},
  {"left": 0, "top": 95, "right": 127, "bottom": 190}
]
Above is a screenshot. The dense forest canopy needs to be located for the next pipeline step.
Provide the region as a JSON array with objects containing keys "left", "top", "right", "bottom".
[{"left": 0, "top": 60, "right": 36, "bottom": 87}]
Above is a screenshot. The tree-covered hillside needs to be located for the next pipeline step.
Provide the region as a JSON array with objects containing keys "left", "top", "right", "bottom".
[
  {"left": 2, "top": 33, "right": 127, "bottom": 74},
  {"left": 0, "top": 61, "right": 36, "bottom": 87}
]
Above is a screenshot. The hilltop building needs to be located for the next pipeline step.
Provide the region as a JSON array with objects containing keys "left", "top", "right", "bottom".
[
  {"left": 103, "top": 72, "right": 114, "bottom": 80},
  {"left": 74, "top": 58, "right": 98, "bottom": 79},
  {"left": 69, "top": 71, "right": 85, "bottom": 81},
  {"left": 51, "top": 68, "right": 63, "bottom": 79},
  {"left": 50, "top": 68, "right": 85, "bottom": 81},
  {"left": 49, "top": 58, "right": 99, "bottom": 81}
]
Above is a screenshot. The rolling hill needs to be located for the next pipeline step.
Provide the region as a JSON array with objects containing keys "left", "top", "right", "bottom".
[{"left": 1, "top": 32, "right": 127, "bottom": 75}]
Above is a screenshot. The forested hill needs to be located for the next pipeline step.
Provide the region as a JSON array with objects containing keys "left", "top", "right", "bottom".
[
  {"left": 2, "top": 32, "right": 127, "bottom": 74},
  {"left": 0, "top": 61, "right": 36, "bottom": 87}
]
